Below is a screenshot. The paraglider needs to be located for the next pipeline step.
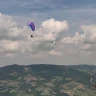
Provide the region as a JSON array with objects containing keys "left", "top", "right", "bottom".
[
  {"left": 51, "top": 41, "right": 56, "bottom": 49},
  {"left": 53, "top": 41, "right": 56, "bottom": 45},
  {"left": 28, "top": 22, "right": 35, "bottom": 38}
]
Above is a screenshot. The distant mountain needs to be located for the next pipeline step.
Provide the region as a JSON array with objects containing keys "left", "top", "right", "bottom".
[
  {"left": 0, "top": 64, "right": 95, "bottom": 96},
  {"left": 69, "top": 64, "right": 96, "bottom": 73},
  {"left": 70, "top": 64, "right": 96, "bottom": 79}
]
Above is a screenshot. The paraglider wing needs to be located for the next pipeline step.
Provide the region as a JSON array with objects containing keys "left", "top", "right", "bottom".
[
  {"left": 51, "top": 41, "right": 56, "bottom": 45},
  {"left": 53, "top": 42, "right": 56, "bottom": 45},
  {"left": 28, "top": 22, "right": 35, "bottom": 31}
]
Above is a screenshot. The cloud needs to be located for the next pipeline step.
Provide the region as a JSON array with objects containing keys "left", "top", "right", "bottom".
[
  {"left": 81, "top": 24, "right": 96, "bottom": 44},
  {"left": 0, "top": 13, "right": 69, "bottom": 57},
  {"left": 1, "top": 13, "right": 96, "bottom": 65},
  {"left": 48, "top": 50, "right": 62, "bottom": 56},
  {"left": 0, "top": 40, "right": 19, "bottom": 52},
  {"left": 1, "top": 12, "right": 96, "bottom": 62},
  {"left": 0, "top": 13, "right": 25, "bottom": 41},
  {"left": 24, "top": 18, "right": 69, "bottom": 55},
  {"left": 60, "top": 24, "right": 96, "bottom": 55}
]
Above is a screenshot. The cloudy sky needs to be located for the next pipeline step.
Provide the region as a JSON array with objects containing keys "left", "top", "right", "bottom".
[{"left": 0, "top": 0, "right": 96, "bottom": 66}]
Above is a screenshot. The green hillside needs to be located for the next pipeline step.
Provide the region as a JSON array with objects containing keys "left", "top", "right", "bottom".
[{"left": 0, "top": 64, "right": 95, "bottom": 96}]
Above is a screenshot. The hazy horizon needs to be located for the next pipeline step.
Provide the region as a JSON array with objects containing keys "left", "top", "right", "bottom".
[{"left": 1, "top": 63, "right": 96, "bottom": 68}]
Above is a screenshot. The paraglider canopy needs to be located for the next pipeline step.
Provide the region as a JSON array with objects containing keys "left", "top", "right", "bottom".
[
  {"left": 28, "top": 22, "right": 35, "bottom": 31},
  {"left": 51, "top": 41, "right": 56, "bottom": 45}
]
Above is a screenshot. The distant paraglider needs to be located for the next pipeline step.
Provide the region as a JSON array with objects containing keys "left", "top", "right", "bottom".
[
  {"left": 51, "top": 41, "right": 56, "bottom": 49},
  {"left": 28, "top": 22, "right": 35, "bottom": 38}
]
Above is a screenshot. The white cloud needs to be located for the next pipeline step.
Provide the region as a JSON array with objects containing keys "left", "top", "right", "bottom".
[
  {"left": 5, "top": 53, "right": 15, "bottom": 57},
  {"left": 81, "top": 25, "right": 96, "bottom": 44},
  {"left": 0, "top": 40, "right": 19, "bottom": 52},
  {"left": 1, "top": 12, "right": 96, "bottom": 63},
  {"left": 60, "top": 24, "right": 96, "bottom": 57},
  {"left": 48, "top": 50, "right": 62, "bottom": 56},
  {"left": 41, "top": 18, "right": 68, "bottom": 33},
  {"left": 0, "top": 13, "right": 25, "bottom": 41},
  {"left": 0, "top": 13, "right": 69, "bottom": 57},
  {"left": 0, "top": 13, "right": 96, "bottom": 65}
]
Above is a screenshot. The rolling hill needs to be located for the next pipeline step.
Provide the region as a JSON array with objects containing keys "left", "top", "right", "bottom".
[{"left": 0, "top": 64, "right": 95, "bottom": 96}]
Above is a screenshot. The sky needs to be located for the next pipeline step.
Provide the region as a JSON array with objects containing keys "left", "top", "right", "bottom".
[{"left": 0, "top": 0, "right": 96, "bottom": 66}]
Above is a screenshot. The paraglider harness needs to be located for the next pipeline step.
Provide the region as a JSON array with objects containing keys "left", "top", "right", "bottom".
[{"left": 31, "top": 35, "right": 33, "bottom": 37}]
